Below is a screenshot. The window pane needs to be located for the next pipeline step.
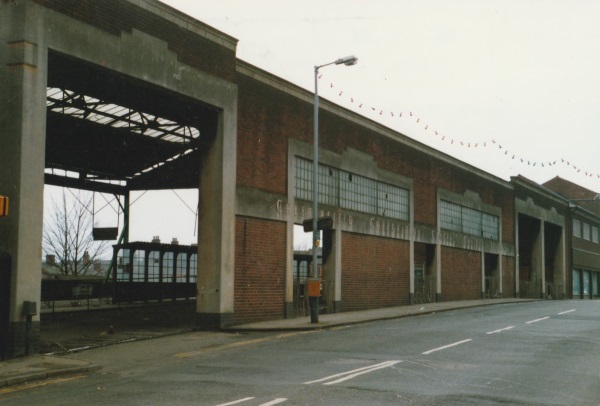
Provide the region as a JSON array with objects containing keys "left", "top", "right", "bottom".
[
  {"left": 295, "top": 157, "right": 313, "bottom": 202},
  {"left": 592, "top": 227, "right": 599, "bottom": 244},
  {"left": 583, "top": 223, "right": 591, "bottom": 240},
  {"left": 378, "top": 182, "right": 409, "bottom": 221},
  {"left": 440, "top": 200, "right": 461, "bottom": 232},
  {"left": 318, "top": 164, "right": 338, "bottom": 206},
  {"left": 462, "top": 207, "right": 482, "bottom": 236},
  {"left": 189, "top": 254, "right": 197, "bottom": 283},
  {"left": 482, "top": 213, "right": 499, "bottom": 240},
  {"left": 573, "top": 219, "right": 581, "bottom": 237},
  {"left": 340, "top": 171, "right": 377, "bottom": 215}
]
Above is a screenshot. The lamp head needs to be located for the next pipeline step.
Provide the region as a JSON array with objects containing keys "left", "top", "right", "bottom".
[{"left": 335, "top": 55, "right": 358, "bottom": 66}]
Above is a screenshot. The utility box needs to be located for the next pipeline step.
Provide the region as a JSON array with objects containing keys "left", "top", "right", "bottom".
[{"left": 22, "top": 301, "right": 37, "bottom": 316}]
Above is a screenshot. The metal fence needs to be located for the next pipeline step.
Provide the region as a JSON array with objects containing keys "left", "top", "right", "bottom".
[{"left": 414, "top": 275, "right": 436, "bottom": 303}]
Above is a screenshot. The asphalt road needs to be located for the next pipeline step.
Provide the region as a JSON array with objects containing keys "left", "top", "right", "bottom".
[{"left": 2, "top": 300, "right": 599, "bottom": 405}]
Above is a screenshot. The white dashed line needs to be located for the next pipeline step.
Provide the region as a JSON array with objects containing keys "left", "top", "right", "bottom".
[
  {"left": 215, "top": 397, "right": 255, "bottom": 406},
  {"left": 422, "top": 339, "right": 472, "bottom": 355},
  {"left": 558, "top": 309, "right": 576, "bottom": 315},
  {"left": 487, "top": 326, "right": 515, "bottom": 335},
  {"left": 260, "top": 399, "right": 287, "bottom": 406},
  {"left": 526, "top": 316, "right": 550, "bottom": 324},
  {"left": 304, "top": 360, "right": 401, "bottom": 385}
]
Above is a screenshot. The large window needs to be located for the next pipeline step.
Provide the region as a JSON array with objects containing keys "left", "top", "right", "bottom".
[
  {"left": 583, "top": 223, "right": 591, "bottom": 241},
  {"left": 592, "top": 226, "right": 599, "bottom": 244},
  {"left": 440, "top": 200, "right": 462, "bottom": 232},
  {"left": 295, "top": 157, "right": 409, "bottom": 221},
  {"left": 573, "top": 219, "right": 581, "bottom": 238},
  {"left": 440, "top": 200, "right": 499, "bottom": 240}
]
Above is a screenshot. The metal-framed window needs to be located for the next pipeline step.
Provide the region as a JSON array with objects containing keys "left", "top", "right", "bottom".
[
  {"left": 340, "top": 171, "right": 377, "bottom": 215},
  {"left": 592, "top": 226, "right": 599, "bottom": 244},
  {"left": 462, "top": 207, "right": 482, "bottom": 237},
  {"left": 583, "top": 222, "right": 591, "bottom": 241},
  {"left": 377, "top": 182, "right": 409, "bottom": 221},
  {"left": 319, "top": 165, "right": 339, "bottom": 207},
  {"left": 440, "top": 200, "right": 499, "bottom": 240},
  {"left": 573, "top": 219, "right": 581, "bottom": 238},
  {"left": 440, "top": 200, "right": 462, "bottom": 232},
  {"left": 295, "top": 157, "right": 313, "bottom": 202},
  {"left": 295, "top": 157, "right": 409, "bottom": 221},
  {"left": 482, "top": 213, "right": 500, "bottom": 240}
]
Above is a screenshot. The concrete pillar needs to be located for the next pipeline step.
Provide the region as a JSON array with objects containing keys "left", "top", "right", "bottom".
[
  {"left": 554, "top": 227, "right": 570, "bottom": 299},
  {"left": 554, "top": 225, "right": 566, "bottom": 299},
  {"left": 481, "top": 249, "right": 486, "bottom": 299},
  {"left": 435, "top": 243, "right": 442, "bottom": 302},
  {"left": 531, "top": 220, "right": 544, "bottom": 299},
  {"left": 540, "top": 221, "right": 546, "bottom": 298},
  {"left": 515, "top": 214, "right": 520, "bottom": 298},
  {"left": 284, "top": 217, "right": 295, "bottom": 318},
  {"left": 196, "top": 106, "right": 236, "bottom": 329},
  {"left": 0, "top": 0, "right": 47, "bottom": 358},
  {"left": 333, "top": 229, "right": 342, "bottom": 312}
]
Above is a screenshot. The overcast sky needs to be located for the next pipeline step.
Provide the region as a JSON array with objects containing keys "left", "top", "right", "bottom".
[
  {"left": 159, "top": 0, "right": 599, "bottom": 192},
  {"left": 59, "top": 1, "right": 600, "bottom": 247}
]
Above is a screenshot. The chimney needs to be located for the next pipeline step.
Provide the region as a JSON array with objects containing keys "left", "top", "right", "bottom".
[
  {"left": 93, "top": 259, "right": 102, "bottom": 274},
  {"left": 171, "top": 237, "right": 179, "bottom": 245},
  {"left": 46, "top": 254, "right": 56, "bottom": 265},
  {"left": 151, "top": 235, "right": 161, "bottom": 243},
  {"left": 83, "top": 251, "right": 91, "bottom": 265}
]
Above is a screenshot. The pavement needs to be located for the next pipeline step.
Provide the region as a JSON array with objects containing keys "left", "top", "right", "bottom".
[{"left": 0, "top": 297, "right": 536, "bottom": 389}]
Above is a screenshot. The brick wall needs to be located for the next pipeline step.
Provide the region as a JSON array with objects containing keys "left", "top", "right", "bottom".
[
  {"left": 236, "top": 75, "right": 311, "bottom": 195},
  {"left": 340, "top": 232, "right": 410, "bottom": 311},
  {"left": 237, "top": 73, "right": 514, "bottom": 242},
  {"left": 440, "top": 246, "right": 482, "bottom": 301},
  {"left": 234, "top": 216, "right": 286, "bottom": 324},
  {"left": 33, "top": 0, "right": 236, "bottom": 81}
]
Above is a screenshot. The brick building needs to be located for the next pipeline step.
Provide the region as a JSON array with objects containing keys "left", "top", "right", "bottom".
[
  {"left": 543, "top": 177, "right": 600, "bottom": 299},
  {"left": 0, "top": 0, "right": 595, "bottom": 358}
]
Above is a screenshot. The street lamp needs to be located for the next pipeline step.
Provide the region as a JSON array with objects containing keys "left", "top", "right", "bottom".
[{"left": 310, "top": 55, "right": 358, "bottom": 324}]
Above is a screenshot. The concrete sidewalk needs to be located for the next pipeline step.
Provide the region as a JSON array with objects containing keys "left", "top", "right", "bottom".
[
  {"left": 227, "top": 298, "right": 534, "bottom": 331},
  {"left": 0, "top": 298, "right": 534, "bottom": 389}
]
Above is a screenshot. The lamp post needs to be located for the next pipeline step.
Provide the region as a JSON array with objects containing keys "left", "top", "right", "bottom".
[{"left": 310, "top": 55, "right": 357, "bottom": 324}]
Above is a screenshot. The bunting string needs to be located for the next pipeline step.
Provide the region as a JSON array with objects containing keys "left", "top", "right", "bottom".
[{"left": 318, "top": 74, "right": 599, "bottom": 180}]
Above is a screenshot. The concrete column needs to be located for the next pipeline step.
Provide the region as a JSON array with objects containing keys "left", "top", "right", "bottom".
[
  {"left": 531, "top": 220, "right": 544, "bottom": 299},
  {"left": 435, "top": 243, "right": 442, "bottom": 302},
  {"left": 554, "top": 225, "right": 566, "bottom": 299},
  {"left": 0, "top": 0, "right": 47, "bottom": 358},
  {"left": 515, "top": 214, "right": 520, "bottom": 298},
  {"left": 333, "top": 229, "right": 342, "bottom": 312},
  {"left": 196, "top": 106, "right": 236, "bottom": 329},
  {"left": 284, "top": 216, "right": 295, "bottom": 318},
  {"left": 498, "top": 252, "right": 503, "bottom": 297},
  {"left": 481, "top": 249, "right": 486, "bottom": 299},
  {"left": 539, "top": 221, "right": 546, "bottom": 298}
]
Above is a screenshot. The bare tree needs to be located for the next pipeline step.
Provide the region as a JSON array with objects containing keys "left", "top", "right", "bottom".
[{"left": 43, "top": 189, "right": 110, "bottom": 276}]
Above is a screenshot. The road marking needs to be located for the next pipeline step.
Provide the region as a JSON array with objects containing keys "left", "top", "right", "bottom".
[
  {"left": 260, "top": 399, "right": 287, "bottom": 405},
  {"left": 526, "top": 316, "right": 550, "bottom": 324},
  {"left": 422, "top": 339, "right": 472, "bottom": 355},
  {"left": 304, "top": 360, "right": 401, "bottom": 385},
  {"left": 558, "top": 309, "right": 576, "bottom": 315},
  {"left": 215, "top": 397, "right": 255, "bottom": 406},
  {"left": 487, "top": 326, "right": 515, "bottom": 335},
  {"left": 0, "top": 375, "right": 85, "bottom": 395}
]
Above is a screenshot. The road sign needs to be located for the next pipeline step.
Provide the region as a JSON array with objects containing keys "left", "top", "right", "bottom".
[{"left": 303, "top": 216, "right": 333, "bottom": 232}]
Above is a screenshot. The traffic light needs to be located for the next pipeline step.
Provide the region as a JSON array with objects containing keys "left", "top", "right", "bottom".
[{"left": 0, "top": 195, "right": 8, "bottom": 217}]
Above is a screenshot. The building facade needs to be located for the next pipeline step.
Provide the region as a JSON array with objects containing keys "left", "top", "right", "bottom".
[{"left": 0, "top": 0, "right": 594, "bottom": 358}]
